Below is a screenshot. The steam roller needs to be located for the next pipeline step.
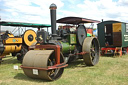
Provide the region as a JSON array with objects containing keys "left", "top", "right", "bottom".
[{"left": 21, "top": 3, "right": 100, "bottom": 81}]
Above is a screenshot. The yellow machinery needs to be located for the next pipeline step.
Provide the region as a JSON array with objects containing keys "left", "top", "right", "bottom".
[{"left": 0, "top": 21, "right": 51, "bottom": 62}]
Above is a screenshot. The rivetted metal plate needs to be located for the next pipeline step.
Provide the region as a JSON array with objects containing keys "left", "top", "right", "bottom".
[
  {"left": 82, "top": 37, "right": 100, "bottom": 66},
  {"left": 76, "top": 25, "right": 87, "bottom": 46}
]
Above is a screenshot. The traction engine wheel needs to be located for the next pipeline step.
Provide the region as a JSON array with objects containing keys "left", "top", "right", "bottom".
[
  {"left": 82, "top": 37, "right": 100, "bottom": 66},
  {"left": 22, "top": 50, "right": 64, "bottom": 81},
  {"left": 17, "top": 45, "right": 28, "bottom": 61},
  {"left": 17, "top": 30, "right": 36, "bottom": 62}
]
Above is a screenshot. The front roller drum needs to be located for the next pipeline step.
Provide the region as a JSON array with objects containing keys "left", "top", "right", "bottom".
[
  {"left": 82, "top": 37, "right": 100, "bottom": 66},
  {"left": 21, "top": 50, "right": 66, "bottom": 81}
]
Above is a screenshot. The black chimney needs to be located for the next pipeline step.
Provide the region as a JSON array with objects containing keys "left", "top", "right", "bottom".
[
  {"left": 102, "top": 19, "right": 103, "bottom": 22},
  {"left": 49, "top": 3, "right": 57, "bottom": 39}
]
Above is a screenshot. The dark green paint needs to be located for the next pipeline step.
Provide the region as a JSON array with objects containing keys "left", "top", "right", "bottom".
[
  {"left": 98, "top": 20, "right": 128, "bottom": 47},
  {"left": 121, "top": 23, "right": 128, "bottom": 47},
  {"left": 0, "top": 21, "right": 51, "bottom": 28}
]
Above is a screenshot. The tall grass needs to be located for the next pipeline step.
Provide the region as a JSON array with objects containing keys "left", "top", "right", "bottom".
[{"left": 0, "top": 55, "right": 128, "bottom": 85}]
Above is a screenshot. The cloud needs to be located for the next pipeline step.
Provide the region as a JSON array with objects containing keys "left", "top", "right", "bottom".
[
  {"left": 119, "top": 0, "right": 128, "bottom": 6},
  {"left": 1, "top": 0, "right": 128, "bottom": 32},
  {"left": 0, "top": 0, "right": 64, "bottom": 33},
  {"left": 0, "top": 0, "right": 64, "bottom": 23},
  {"left": 76, "top": 0, "right": 128, "bottom": 22},
  {"left": 1, "top": 0, "right": 128, "bottom": 22}
]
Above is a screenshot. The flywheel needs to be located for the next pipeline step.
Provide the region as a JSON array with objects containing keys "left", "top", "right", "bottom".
[
  {"left": 23, "top": 30, "right": 36, "bottom": 46},
  {"left": 82, "top": 37, "right": 100, "bottom": 66},
  {"left": 76, "top": 25, "right": 87, "bottom": 46},
  {"left": 22, "top": 50, "right": 64, "bottom": 80}
]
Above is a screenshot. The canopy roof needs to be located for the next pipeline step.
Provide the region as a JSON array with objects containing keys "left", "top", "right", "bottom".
[
  {"left": 57, "top": 17, "right": 100, "bottom": 24},
  {"left": 0, "top": 21, "right": 51, "bottom": 28}
]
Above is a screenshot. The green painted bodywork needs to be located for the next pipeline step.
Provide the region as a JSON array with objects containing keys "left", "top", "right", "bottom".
[
  {"left": 0, "top": 21, "right": 51, "bottom": 28},
  {"left": 98, "top": 21, "right": 120, "bottom": 47},
  {"left": 68, "top": 34, "right": 77, "bottom": 44},
  {"left": 61, "top": 42, "right": 75, "bottom": 53},
  {"left": 121, "top": 23, "right": 128, "bottom": 47},
  {"left": 98, "top": 20, "right": 128, "bottom": 47}
]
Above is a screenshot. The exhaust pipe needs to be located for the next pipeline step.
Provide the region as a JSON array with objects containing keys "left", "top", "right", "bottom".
[{"left": 49, "top": 3, "right": 57, "bottom": 39}]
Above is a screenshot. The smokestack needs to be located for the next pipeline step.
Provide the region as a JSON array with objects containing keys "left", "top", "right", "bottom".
[
  {"left": 102, "top": 19, "right": 103, "bottom": 22},
  {"left": 49, "top": 3, "right": 57, "bottom": 38}
]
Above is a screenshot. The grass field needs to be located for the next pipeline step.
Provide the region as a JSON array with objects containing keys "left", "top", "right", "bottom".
[{"left": 0, "top": 55, "right": 128, "bottom": 85}]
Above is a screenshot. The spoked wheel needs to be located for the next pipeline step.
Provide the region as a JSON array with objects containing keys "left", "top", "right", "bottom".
[
  {"left": 47, "top": 54, "right": 64, "bottom": 80},
  {"left": 90, "top": 42, "right": 96, "bottom": 60},
  {"left": 22, "top": 50, "right": 64, "bottom": 81},
  {"left": 82, "top": 37, "right": 100, "bottom": 66}
]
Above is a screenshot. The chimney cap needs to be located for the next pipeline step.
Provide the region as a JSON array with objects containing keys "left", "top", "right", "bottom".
[{"left": 49, "top": 3, "right": 57, "bottom": 10}]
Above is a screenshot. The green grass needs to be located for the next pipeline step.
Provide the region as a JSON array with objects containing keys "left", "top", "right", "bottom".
[{"left": 0, "top": 55, "right": 128, "bottom": 85}]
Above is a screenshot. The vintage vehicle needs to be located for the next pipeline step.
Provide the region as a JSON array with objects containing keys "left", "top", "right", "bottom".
[
  {"left": 0, "top": 21, "right": 51, "bottom": 63},
  {"left": 98, "top": 20, "right": 128, "bottom": 56},
  {"left": 21, "top": 3, "right": 100, "bottom": 81}
]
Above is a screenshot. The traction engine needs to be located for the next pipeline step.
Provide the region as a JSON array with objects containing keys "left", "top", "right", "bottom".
[
  {"left": 0, "top": 29, "right": 36, "bottom": 61},
  {"left": 21, "top": 3, "right": 100, "bottom": 81}
]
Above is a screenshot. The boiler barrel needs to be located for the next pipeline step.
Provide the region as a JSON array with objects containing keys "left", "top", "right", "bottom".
[
  {"left": 0, "top": 45, "right": 21, "bottom": 56},
  {"left": 60, "top": 42, "right": 75, "bottom": 53}
]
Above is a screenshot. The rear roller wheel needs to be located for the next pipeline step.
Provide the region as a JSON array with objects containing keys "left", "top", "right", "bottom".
[
  {"left": 82, "top": 37, "right": 100, "bottom": 66},
  {"left": 22, "top": 50, "right": 64, "bottom": 81},
  {"left": 17, "top": 45, "right": 28, "bottom": 61}
]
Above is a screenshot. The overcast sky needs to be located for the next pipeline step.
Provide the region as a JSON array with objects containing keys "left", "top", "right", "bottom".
[{"left": 0, "top": 0, "right": 128, "bottom": 31}]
